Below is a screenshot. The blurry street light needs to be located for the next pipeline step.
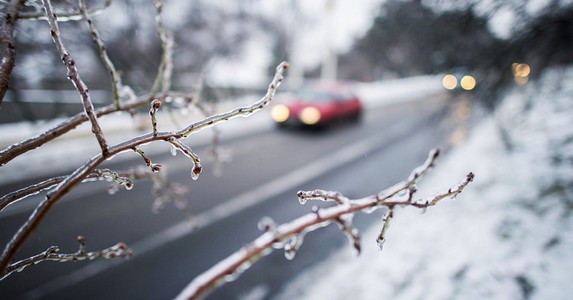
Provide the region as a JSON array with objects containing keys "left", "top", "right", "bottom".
[
  {"left": 512, "top": 62, "right": 531, "bottom": 85},
  {"left": 460, "top": 75, "right": 476, "bottom": 90},
  {"left": 442, "top": 74, "right": 458, "bottom": 90}
]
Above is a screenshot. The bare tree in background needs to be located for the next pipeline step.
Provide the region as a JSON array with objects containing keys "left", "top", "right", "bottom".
[{"left": 0, "top": 1, "right": 473, "bottom": 299}]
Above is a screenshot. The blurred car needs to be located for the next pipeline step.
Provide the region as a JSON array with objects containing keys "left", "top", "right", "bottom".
[{"left": 270, "top": 84, "right": 363, "bottom": 128}]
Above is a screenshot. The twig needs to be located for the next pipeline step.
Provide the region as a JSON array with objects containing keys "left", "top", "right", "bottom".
[
  {"left": 79, "top": 0, "right": 123, "bottom": 108},
  {"left": 0, "top": 0, "right": 24, "bottom": 106},
  {"left": 0, "top": 176, "right": 66, "bottom": 212},
  {"left": 0, "top": 169, "right": 152, "bottom": 212},
  {"left": 149, "top": 99, "right": 161, "bottom": 136},
  {"left": 178, "top": 62, "right": 289, "bottom": 138},
  {"left": 133, "top": 147, "right": 162, "bottom": 173},
  {"left": 1, "top": 236, "right": 131, "bottom": 280},
  {"left": 175, "top": 149, "right": 475, "bottom": 300},
  {"left": 168, "top": 138, "right": 202, "bottom": 180},
  {"left": 42, "top": 0, "right": 109, "bottom": 156},
  {"left": 0, "top": 61, "right": 288, "bottom": 275},
  {"left": 150, "top": 0, "right": 173, "bottom": 97}
]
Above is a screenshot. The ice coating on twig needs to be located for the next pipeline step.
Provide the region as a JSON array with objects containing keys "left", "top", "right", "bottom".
[
  {"left": 1, "top": 235, "right": 132, "bottom": 281},
  {"left": 168, "top": 138, "right": 202, "bottom": 181}
]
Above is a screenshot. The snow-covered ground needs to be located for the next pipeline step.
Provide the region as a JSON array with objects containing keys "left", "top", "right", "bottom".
[{"left": 274, "top": 67, "right": 573, "bottom": 300}]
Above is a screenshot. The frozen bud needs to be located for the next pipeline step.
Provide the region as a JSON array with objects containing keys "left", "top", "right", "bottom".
[
  {"left": 191, "top": 165, "right": 202, "bottom": 180},
  {"left": 77, "top": 235, "right": 86, "bottom": 243},
  {"left": 151, "top": 99, "right": 161, "bottom": 109},
  {"left": 257, "top": 216, "right": 277, "bottom": 232},
  {"left": 376, "top": 237, "right": 385, "bottom": 251},
  {"left": 151, "top": 164, "right": 162, "bottom": 172},
  {"left": 124, "top": 181, "right": 134, "bottom": 190}
]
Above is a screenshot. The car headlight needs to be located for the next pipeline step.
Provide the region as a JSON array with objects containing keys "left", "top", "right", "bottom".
[
  {"left": 460, "top": 75, "right": 476, "bottom": 90},
  {"left": 271, "top": 104, "right": 290, "bottom": 122},
  {"left": 442, "top": 74, "right": 457, "bottom": 90},
  {"left": 300, "top": 107, "right": 321, "bottom": 125}
]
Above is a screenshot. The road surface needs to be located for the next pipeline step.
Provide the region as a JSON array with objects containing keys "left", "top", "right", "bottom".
[{"left": 0, "top": 93, "right": 455, "bottom": 299}]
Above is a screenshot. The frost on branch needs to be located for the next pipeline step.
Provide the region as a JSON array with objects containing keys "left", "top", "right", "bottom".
[{"left": 175, "top": 149, "right": 475, "bottom": 300}]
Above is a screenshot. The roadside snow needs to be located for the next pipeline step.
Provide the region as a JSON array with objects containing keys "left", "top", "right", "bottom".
[{"left": 274, "top": 67, "right": 573, "bottom": 300}]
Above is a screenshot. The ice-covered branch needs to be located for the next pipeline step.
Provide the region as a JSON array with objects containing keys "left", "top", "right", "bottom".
[
  {"left": 0, "top": 236, "right": 131, "bottom": 280},
  {"left": 168, "top": 138, "right": 203, "bottom": 181},
  {"left": 42, "top": 0, "right": 109, "bottom": 156},
  {"left": 0, "top": 169, "right": 151, "bottom": 213},
  {"left": 150, "top": 0, "right": 174, "bottom": 97},
  {"left": 0, "top": 61, "right": 288, "bottom": 275},
  {"left": 0, "top": 93, "right": 171, "bottom": 167},
  {"left": 178, "top": 62, "right": 289, "bottom": 138},
  {"left": 133, "top": 147, "right": 162, "bottom": 173},
  {"left": 175, "top": 149, "right": 474, "bottom": 300},
  {"left": 0, "top": 0, "right": 24, "bottom": 106},
  {"left": 79, "top": 0, "right": 123, "bottom": 108}
]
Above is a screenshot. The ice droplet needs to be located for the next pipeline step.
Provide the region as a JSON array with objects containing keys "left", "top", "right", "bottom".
[
  {"left": 283, "top": 235, "right": 302, "bottom": 260},
  {"left": 170, "top": 144, "right": 177, "bottom": 156},
  {"left": 284, "top": 248, "right": 296, "bottom": 260},
  {"left": 298, "top": 197, "right": 307, "bottom": 205},
  {"left": 124, "top": 182, "right": 134, "bottom": 190},
  {"left": 191, "top": 165, "right": 202, "bottom": 180},
  {"left": 257, "top": 217, "right": 276, "bottom": 232},
  {"left": 376, "top": 237, "right": 385, "bottom": 251},
  {"left": 420, "top": 206, "right": 427, "bottom": 214}
]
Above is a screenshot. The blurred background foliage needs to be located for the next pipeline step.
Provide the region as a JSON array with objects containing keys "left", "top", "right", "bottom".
[{"left": 5, "top": 0, "right": 573, "bottom": 112}]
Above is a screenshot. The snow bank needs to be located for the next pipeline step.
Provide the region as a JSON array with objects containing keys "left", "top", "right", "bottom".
[{"left": 274, "top": 67, "right": 573, "bottom": 300}]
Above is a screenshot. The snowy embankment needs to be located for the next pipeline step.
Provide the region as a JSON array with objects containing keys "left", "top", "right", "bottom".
[{"left": 275, "top": 67, "right": 573, "bottom": 300}]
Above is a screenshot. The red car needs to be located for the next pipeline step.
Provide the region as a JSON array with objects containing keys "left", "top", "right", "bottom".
[{"left": 270, "top": 84, "right": 363, "bottom": 128}]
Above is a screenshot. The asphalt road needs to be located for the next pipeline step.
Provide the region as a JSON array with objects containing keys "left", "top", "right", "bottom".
[{"left": 0, "top": 93, "right": 454, "bottom": 299}]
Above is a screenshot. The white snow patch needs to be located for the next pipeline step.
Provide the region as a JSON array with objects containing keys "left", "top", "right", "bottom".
[{"left": 274, "top": 66, "right": 573, "bottom": 299}]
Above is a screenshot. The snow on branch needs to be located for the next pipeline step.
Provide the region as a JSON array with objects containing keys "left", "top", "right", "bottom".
[{"left": 175, "top": 149, "right": 475, "bottom": 300}]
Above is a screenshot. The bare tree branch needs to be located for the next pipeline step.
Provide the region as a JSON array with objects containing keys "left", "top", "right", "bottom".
[
  {"left": 175, "top": 150, "right": 475, "bottom": 300},
  {"left": 0, "top": 0, "right": 24, "bottom": 107},
  {"left": 42, "top": 0, "right": 109, "bottom": 156}
]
